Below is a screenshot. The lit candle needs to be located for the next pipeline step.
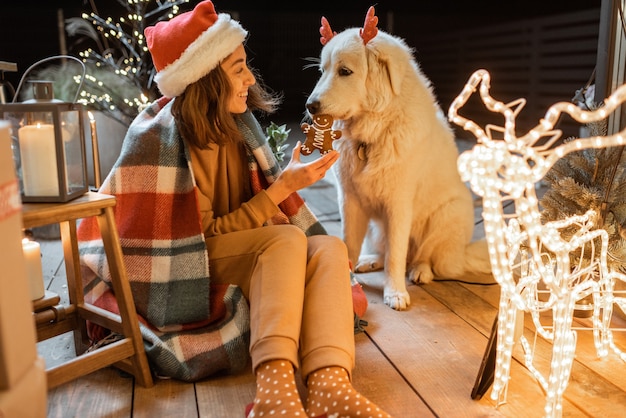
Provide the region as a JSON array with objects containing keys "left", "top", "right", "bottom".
[
  {"left": 88, "top": 111, "right": 101, "bottom": 188},
  {"left": 21, "top": 238, "right": 45, "bottom": 300},
  {"left": 18, "top": 123, "right": 60, "bottom": 196}
]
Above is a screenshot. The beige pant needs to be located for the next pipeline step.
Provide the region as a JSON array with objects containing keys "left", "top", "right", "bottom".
[{"left": 205, "top": 224, "right": 355, "bottom": 379}]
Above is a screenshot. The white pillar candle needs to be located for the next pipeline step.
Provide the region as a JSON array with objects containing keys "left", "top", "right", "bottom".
[
  {"left": 19, "top": 123, "right": 60, "bottom": 196},
  {"left": 21, "top": 238, "right": 45, "bottom": 300},
  {"left": 88, "top": 111, "right": 102, "bottom": 188}
]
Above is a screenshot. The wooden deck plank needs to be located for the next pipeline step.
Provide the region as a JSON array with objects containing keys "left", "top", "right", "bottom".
[
  {"left": 37, "top": 240, "right": 75, "bottom": 370},
  {"left": 350, "top": 332, "right": 436, "bottom": 417},
  {"left": 39, "top": 239, "right": 64, "bottom": 292},
  {"left": 133, "top": 377, "right": 198, "bottom": 418},
  {"left": 460, "top": 281, "right": 626, "bottom": 394},
  {"left": 357, "top": 272, "right": 596, "bottom": 417},
  {"left": 358, "top": 272, "right": 515, "bottom": 417},
  {"left": 38, "top": 333, "right": 77, "bottom": 370},
  {"left": 195, "top": 365, "right": 256, "bottom": 418},
  {"left": 299, "top": 177, "right": 342, "bottom": 237},
  {"left": 424, "top": 280, "right": 626, "bottom": 417},
  {"left": 46, "top": 368, "right": 133, "bottom": 418}
]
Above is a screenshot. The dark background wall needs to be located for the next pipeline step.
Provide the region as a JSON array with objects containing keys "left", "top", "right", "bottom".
[{"left": 0, "top": 1, "right": 602, "bottom": 127}]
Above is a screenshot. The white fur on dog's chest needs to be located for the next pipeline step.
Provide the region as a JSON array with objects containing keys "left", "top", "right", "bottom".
[{"left": 336, "top": 141, "right": 394, "bottom": 210}]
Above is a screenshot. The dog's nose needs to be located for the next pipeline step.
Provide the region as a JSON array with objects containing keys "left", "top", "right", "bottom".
[{"left": 306, "top": 100, "right": 321, "bottom": 115}]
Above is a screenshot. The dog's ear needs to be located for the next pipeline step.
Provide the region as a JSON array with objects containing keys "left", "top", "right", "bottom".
[
  {"left": 382, "top": 53, "right": 406, "bottom": 96},
  {"left": 367, "top": 35, "right": 412, "bottom": 96}
]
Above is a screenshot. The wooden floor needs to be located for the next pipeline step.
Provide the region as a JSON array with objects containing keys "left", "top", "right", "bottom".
[{"left": 36, "top": 138, "right": 626, "bottom": 417}]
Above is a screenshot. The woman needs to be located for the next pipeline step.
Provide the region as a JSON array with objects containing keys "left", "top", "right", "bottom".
[{"left": 79, "top": 1, "right": 391, "bottom": 417}]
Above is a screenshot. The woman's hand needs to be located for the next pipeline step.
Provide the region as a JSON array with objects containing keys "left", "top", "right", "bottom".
[{"left": 266, "top": 141, "right": 339, "bottom": 205}]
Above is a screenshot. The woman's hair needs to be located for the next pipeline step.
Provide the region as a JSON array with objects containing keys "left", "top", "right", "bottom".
[{"left": 171, "top": 64, "right": 282, "bottom": 149}]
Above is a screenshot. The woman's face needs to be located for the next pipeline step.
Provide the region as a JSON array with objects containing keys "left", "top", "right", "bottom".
[{"left": 220, "top": 44, "right": 256, "bottom": 114}]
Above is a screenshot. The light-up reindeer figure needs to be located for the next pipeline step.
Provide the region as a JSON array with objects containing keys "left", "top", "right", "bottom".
[{"left": 449, "top": 69, "right": 626, "bottom": 418}]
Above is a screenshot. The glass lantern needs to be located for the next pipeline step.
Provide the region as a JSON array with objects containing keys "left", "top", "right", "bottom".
[{"left": 0, "top": 81, "right": 88, "bottom": 202}]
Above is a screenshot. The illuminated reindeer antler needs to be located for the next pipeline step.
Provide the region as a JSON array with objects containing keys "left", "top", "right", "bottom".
[
  {"left": 448, "top": 69, "right": 527, "bottom": 145},
  {"left": 319, "top": 16, "right": 336, "bottom": 45},
  {"left": 450, "top": 69, "right": 626, "bottom": 179},
  {"left": 359, "top": 6, "right": 379, "bottom": 45}
]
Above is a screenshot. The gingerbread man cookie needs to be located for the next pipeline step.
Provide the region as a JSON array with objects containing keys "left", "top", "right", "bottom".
[{"left": 300, "top": 114, "right": 342, "bottom": 155}]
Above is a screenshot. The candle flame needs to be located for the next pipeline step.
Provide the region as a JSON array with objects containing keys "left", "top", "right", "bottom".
[{"left": 88, "top": 110, "right": 95, "bottom": 121}]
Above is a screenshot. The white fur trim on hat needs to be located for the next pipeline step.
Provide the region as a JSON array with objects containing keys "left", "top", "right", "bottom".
[{"left": 154, "top": 13, "right": 247, "bottom": 98}]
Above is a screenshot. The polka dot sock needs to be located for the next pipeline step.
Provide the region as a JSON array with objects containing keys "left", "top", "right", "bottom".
[
  {"left": 246, "top": 360, "right": 307, "bottom": 417},
  {"left": 305, "top": 367, "right": 392, "bottom": 418}
]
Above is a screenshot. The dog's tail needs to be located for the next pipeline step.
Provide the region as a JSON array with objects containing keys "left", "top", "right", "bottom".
[{"left": 460, "top": 238, "right": 496, "bottom": 285}]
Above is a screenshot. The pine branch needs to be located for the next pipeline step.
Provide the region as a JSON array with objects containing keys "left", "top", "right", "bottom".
[{"left": 540, "top": 115, "right": 626, "bottom": 271}]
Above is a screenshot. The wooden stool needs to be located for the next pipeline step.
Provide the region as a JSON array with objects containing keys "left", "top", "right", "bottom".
[{"left": 23, "top": 191, "right": 153, "bottom": 389}]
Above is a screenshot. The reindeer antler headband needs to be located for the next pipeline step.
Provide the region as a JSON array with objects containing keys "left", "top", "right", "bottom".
[{"left": 319, "top": 6, "right": 379, "bottom": 45}]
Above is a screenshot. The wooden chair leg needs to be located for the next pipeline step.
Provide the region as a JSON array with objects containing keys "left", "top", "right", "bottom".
[
  {"left": 96, "top": 207, "right": 154, "bottom": 388},
  {"left": 59, "top": 220, "right": 90, "bottom": 355}
]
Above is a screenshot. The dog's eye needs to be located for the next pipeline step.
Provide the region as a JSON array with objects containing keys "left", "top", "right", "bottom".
[{"left": 338, "top": 67, "right": 353, "bottom": 77}]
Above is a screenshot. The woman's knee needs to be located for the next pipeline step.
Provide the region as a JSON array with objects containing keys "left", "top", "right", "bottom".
[
  {"left": 265, "top": 224, "right": 308, "bottom": 253},
  {"left": 308, "top": 234, "right": 348, "bottom": 259}
]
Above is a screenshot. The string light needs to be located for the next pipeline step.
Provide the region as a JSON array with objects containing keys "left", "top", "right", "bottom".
[
  {"left": 69, "top": 1, "right": 190, "bottom": 124},
  {"left": 449, "top": 69, "right": 626, "bottom": 418}
]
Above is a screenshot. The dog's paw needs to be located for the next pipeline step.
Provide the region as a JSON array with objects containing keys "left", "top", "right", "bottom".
[
  {"left": 355, "top": 255, "right": 384, "bottom": 272},
  {"left": 383, "top": 288, "right": 411, "bottom": 310},
  {"left": 409, "top": 264, "right": 435, "bottom": 284}
]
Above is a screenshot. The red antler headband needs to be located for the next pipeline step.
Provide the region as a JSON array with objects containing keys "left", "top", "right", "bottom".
[
  {"left": 318, "top": 6, "right": 379, "bottom": 46},
  {"left": 319, "top": 16, "right": 336, "bottom": 45},
  {"left": 359, "top": 6, "right": 378, "bottom": 44}
]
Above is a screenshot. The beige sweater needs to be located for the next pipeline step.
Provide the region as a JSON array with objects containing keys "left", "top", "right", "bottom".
[{"left": 188, "top": 139, "right": 280, "bottom": 237}]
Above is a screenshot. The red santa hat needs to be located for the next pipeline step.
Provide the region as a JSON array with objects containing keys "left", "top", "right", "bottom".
[{"left": 144, "top": 0, "right": 247, "bottom": 98}]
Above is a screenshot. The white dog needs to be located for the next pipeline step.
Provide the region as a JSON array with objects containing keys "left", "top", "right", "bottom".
[{"left": 305, "top": 7, "right": 494, "bottom": 310}]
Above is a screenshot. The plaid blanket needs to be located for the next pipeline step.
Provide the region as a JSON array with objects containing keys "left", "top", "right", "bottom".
[{"left": 77, "top": 97, "right": 325, "bottom": 381}]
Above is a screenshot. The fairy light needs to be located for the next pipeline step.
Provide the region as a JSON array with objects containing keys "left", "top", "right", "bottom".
[
  {"left": 69, "top": 1, "right": 190, "bottom": 124},
  {"left": 449, "top": 69, "right": 626, "bottom": 418}
]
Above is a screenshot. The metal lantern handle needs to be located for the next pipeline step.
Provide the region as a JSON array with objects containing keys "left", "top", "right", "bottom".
[{"left": 12, "top": 55, "right": 86, "bottom": 104}]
